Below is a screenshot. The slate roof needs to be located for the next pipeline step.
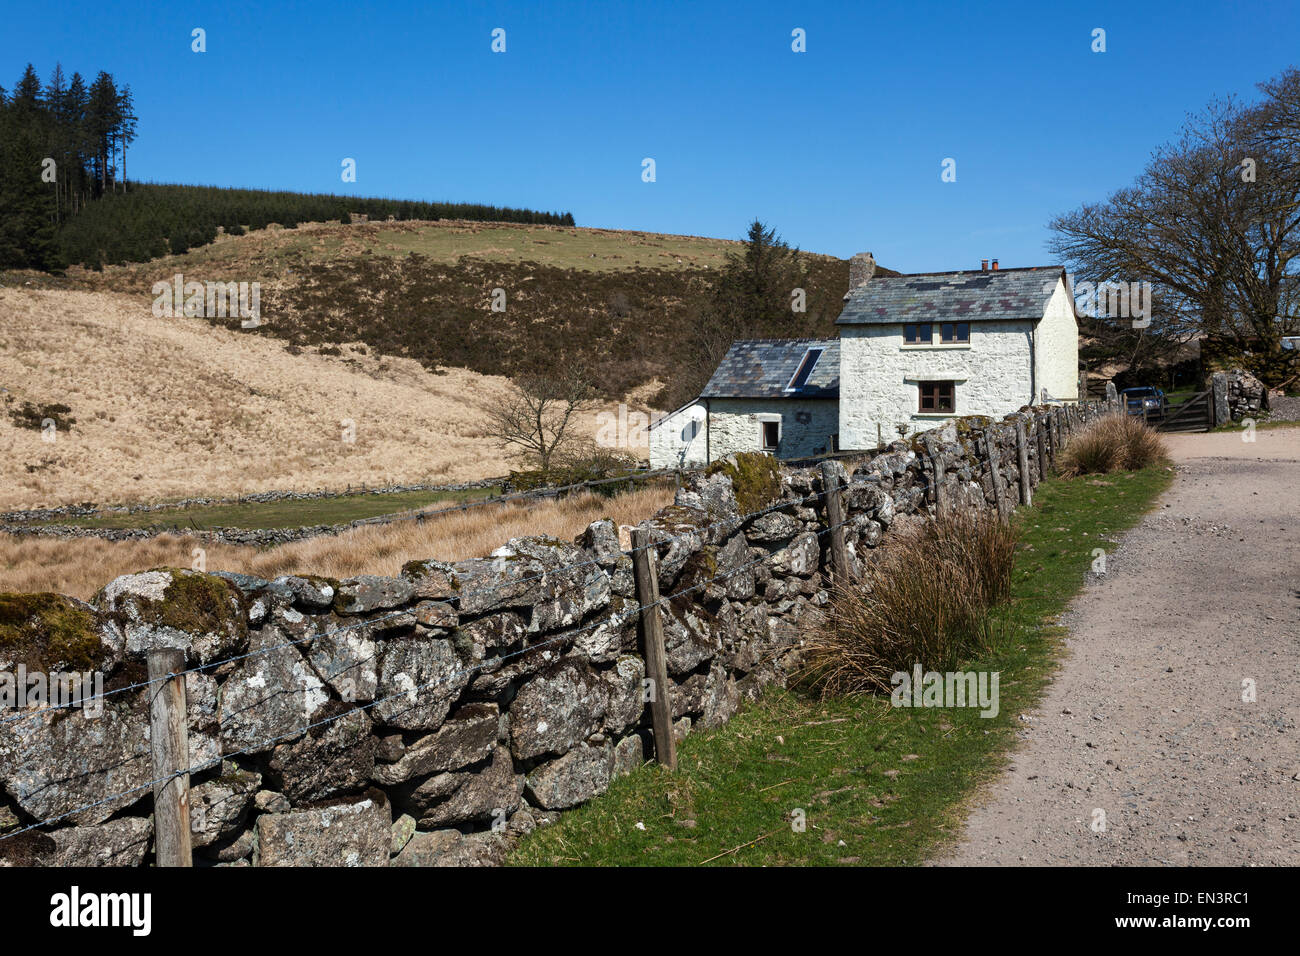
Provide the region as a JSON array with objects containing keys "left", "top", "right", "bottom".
[
  {"left": 701, "top": 339, "right": 839, "bottom": 400},
  {"left": 836, "top": 265, "right": 1067, "bottom": 326}
]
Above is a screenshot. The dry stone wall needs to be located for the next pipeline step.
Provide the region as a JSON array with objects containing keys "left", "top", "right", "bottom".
[{"left": 0, "top": 403, "right": 1107, "bottom": 867}]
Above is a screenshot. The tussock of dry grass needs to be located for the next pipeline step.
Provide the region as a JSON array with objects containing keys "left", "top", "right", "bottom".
[
  {"left": 1059, "top": 414, "right": 1169, "bottom": 476},
  {"left": 802, "top": 509, "right": 1017, "bottom": 697},
  {"left": 0, "top": 485, "right": 673, "bottom": 601}
]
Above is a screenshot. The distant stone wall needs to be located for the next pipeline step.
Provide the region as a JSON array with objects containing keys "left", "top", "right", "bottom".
[
  {"left": 0, "top": 403, "right": 1106, "bottom": 867},
  {"left": 0, "top": 478, "right": 504, "bottom": 544}
]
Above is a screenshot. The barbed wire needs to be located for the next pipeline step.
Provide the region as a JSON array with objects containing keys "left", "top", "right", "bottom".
[
  {"left": 0, "top": 511, "right": 856, "bottom": 843},
  {"left": 0, "top": 485, "right": 832, "bottom": 726}
]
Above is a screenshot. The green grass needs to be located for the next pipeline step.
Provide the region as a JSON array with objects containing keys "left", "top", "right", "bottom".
[
  {"left": 1208, "top": 417, "right": 1299, "bottom": 434},
  {"left": 40, "top": 486, "right": 498, "bottom": 531},
  {"left": 508, "top": 465, "right": 1174, "bottom": 867}
]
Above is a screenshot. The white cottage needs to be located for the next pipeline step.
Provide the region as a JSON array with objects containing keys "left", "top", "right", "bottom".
[
  {"left": 836, "top": 262, "right": 1079, "bottom": 447},
  {"left": 648, "top": 259, "right": 1079, "bottom": 468},
  {"left": 648, "top": 339, "right": 840, "bottom": 468}
]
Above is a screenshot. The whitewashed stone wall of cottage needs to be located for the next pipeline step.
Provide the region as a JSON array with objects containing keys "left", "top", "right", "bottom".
[
  {"left": 648, "top": 404, "right": 709, "bottom": 469},
  {"left": 705, "top": 397, "right": 839, "bottom": 461},
  {"left": 1036, "top": 279, "right": 1080, "bottom": 402},
  {"left": 839, "top": 319, "right": 1035, "bottom": 446}
]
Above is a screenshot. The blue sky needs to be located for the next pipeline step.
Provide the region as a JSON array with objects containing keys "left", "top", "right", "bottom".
[{"left": 5, "top": 0, "right": 1297, "bottom": 272}]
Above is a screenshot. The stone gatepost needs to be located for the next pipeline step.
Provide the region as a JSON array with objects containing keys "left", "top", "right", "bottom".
[{"left": 1212, "top": 372, "right": 1229, "bottom": 426}]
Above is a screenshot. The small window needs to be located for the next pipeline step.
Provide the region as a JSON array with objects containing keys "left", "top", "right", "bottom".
[
  {"left": 940, "top": 321, "right": 970, "bottom": 343},
  {"left": 918, "top": 381, "right": 955, "bottom": 413},
  {"left": 903, "top": 323, "right": 932, "bottom": 345},
  {"left": 761, "top": 420, "right": 780, "bottom": 451},
  {"left": 785, "top": 348, "right": 824, "bottom": 392}
]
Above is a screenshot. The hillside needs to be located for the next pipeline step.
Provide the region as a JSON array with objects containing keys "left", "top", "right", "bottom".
[
  {"left": 1, "top": 219, "right": 889, "bottom": 509},
  {"left": 0, "top": 285, "right": 652, "bottom": 511},
  {"left": 65, "top": 218, "right": 876, "bottom": 408},
  {"left": 55, "top": 183, "right": 574, "bottom": 269}
]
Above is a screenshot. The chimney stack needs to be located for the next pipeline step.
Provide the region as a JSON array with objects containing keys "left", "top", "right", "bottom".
[
  {"left": 845, "top": 252, "right": 876, "bottom": 299},
  {"left": 991, "top": 258, "right": 999, "bottom": 271},
  {"left": 980, "top": 258, "right": 989, "bottom": 272}
]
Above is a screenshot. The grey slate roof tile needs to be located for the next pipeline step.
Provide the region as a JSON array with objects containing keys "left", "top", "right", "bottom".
[
  {"left": 701, "top": 338, "right": 839, "bottom": 399},
  {"left": 836, "top": 265, "right": 1065, "bottom": 325}
]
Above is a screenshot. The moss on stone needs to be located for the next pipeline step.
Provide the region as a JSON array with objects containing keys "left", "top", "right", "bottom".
[
  {"left": 707, "top": 452, "right": 782, "bottom": 515},
  {"left": 0, "top": 592, "right": 106, "bottom": 671},
  {"left": 151, "top": 570, "right": 247, "bottom": 638}
]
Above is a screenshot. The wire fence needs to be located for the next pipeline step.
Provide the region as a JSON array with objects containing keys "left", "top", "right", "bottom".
[
  {"left": 0, "top": 487, "right": 830, "bottom": 729},
  {"left": 0, "top": 477, "right": 853, "bottom": 846}
]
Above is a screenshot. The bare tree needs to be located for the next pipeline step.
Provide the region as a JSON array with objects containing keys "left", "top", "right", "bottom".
[
  {"left": 1048, "top": 68, "right": 1300, "bottom": 385},
  {"left": 486, "top": 365, "right": 596, "bottom": 471}
]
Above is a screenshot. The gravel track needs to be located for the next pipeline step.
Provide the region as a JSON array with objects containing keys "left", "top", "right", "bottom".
[{"left": 935, "top": 427, "right": 1300, "bottom": 866}]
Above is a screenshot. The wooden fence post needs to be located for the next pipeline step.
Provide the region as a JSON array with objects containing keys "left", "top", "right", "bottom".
[
  {"left": 929, "top": 453, "right": 946, "bottom": 520},
  {"left": 1036, "top": 415, "right": 1048, "bottom": 480},
  {"left": 147, "top": 647, "right": 192, "bottom": 867},
  {"left": 1015, "top": 421, "right": 1032, "bottom": 506},
  {"left": 820, "top": 461, "right": 851, "bottom": 585},
  {"left": 630, "top": 529, "right": 677, "bottom": 771},
  {"left": 985, "top": 430, "right": 1012, "bottom": 523}
]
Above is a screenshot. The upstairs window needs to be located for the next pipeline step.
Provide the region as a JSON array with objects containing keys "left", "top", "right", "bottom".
[
  {"left": 785, "top": 348, "right": 824, "bottom": 392},
  {"left": 940, "top": 321, "right": 970, "bottom": 344},
  {"left": 918, "top": 381, "right": 955, "bottom": 413},
  {"left": 903, "top": 323, "right": 932, "bottom": 345}
]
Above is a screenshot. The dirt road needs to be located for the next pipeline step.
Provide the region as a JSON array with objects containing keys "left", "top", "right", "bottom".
[{"left": 936, "top": 426, "right": 1300, "bottom": 866}]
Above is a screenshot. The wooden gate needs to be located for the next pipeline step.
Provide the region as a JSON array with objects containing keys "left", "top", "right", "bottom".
[{"left": 1155, "top": 389, "right": 1214, "bottom": 433}]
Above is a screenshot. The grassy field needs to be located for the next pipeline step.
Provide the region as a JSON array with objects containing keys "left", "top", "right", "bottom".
[
  {"left": 39, "top": 486, "right": 499, "bottom": 530},
  {"left": 509, "top": 465, "right": 1174, "bottom": 867},
  {"left": 0, "top": 483, "right": 675, "bottom": 599}
]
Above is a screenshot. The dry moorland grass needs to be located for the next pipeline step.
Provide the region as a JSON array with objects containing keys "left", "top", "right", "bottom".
[
  {"left": 1058, "top": 414, "right": 1169, "bottom": 475},
  {"left": 0, "top": 286, "right": 651, "bottom": 511},
  {"left": 0, "top": 484, "right": 674, "bottom": 600}
]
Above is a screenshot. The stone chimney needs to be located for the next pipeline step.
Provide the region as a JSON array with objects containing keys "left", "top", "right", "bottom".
[{"left": 846, "top": 252, "right": 876, "bottom": 298}]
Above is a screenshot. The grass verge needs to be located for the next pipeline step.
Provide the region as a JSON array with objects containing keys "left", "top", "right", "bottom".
[
  {"left": 1207, "top": 417, "right": 1298, "bottom": 434},
  {"left": 508, "top": 465, "right": 1174, "bottom": 867}
]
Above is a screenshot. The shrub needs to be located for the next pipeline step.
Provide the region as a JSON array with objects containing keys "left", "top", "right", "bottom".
[
  {"left": 506, "top": 448, "right": 645, "bottom": 499},
  {"left": 802, "top": 508, "right": 1016, "bottom": 698},
  {"left": 1059, "top": 415, "right": 1168, "bottom": 476}
]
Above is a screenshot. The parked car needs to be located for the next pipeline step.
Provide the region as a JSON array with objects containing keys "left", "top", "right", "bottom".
[{"left": 1120, "top": 386, "right": 1167, "bottom": 418}]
